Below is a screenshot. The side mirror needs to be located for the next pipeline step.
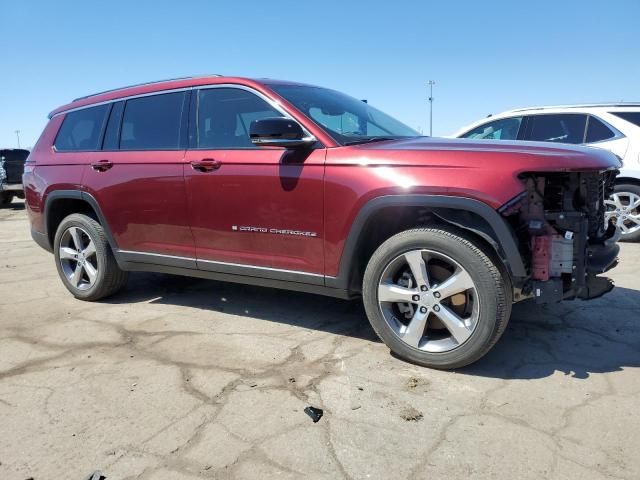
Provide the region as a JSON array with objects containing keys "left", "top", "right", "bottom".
[{"left": 249, "top": 117, "right": 316, "bottom": 148}]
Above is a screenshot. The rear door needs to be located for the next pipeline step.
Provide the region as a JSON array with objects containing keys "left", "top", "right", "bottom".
[
  {"left": 184, "top": 86, "right": 325, "bottom": 278},
  {"left": 82, "top": 91, "right": 195, "bottom": 260}
]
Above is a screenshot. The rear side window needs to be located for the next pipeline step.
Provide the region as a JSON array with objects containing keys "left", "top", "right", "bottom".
[
  {"left": 54, "top": 105, "right": 109, "bottom": 151},
  {"left": 611, "top": 111, "right": 640, "bottom": 128},
  {"left": 586, "top": 116, "right": 616, "bottom": 143},
  {"left": 460, "top": 117, "right": 523, "bottom": 140},
  {"left": 120, "top": 92, "right": 185, "bottom": 150},
  {"left": 525, "top": 114, "right": 587, "bottom": 144}
]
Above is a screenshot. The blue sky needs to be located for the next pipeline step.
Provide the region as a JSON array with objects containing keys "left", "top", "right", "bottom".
[{"left": 1, "top": 0, "right": 639, "bottom": 148}]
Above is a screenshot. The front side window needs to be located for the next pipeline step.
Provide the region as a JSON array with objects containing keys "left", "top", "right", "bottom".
[
  {"left": 525, "top": 114, "right": 587, "bottom": 144},
  {"left": 197, "top": 88, "right": 284, "bottom": 149},
  {"left": 120, "top": 92, "right": 185, "bottom": 150},
  {"left": 586, "top": 116, "right": 616, "bottom": 143},
  {"left": 54, "top": 104, "right": 109, "bottom": 151},
  {"left": 460, "top": 117, "right": 522, "bottom": 140},
  {"left": 268, "top": 84, "right": 419, "bottom": 145}
]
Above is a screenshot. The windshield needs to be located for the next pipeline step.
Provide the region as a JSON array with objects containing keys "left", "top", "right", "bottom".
[{"left": 268, "top": 84, "right": 420, "bottom": 145}]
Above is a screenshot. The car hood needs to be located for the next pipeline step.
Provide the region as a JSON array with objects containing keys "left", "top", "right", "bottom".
[{"left": 354, "top": 136, "right": 622, "bottom": 172}]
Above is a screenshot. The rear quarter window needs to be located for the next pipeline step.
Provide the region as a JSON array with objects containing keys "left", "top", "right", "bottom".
[
  {"left": 585, "top": 116, "right": 616, "bottom": 143},
  {"left": 54, "top": 105, "right": 110, "bottom": 151}
]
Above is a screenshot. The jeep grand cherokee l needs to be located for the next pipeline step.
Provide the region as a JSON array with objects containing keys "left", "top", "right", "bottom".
[{"left": 23, "top": 75, "right": 620, "bottom": 369}]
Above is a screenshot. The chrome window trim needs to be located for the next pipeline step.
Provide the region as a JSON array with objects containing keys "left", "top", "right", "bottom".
[{"left": 50, "top": 87, "right": 193, "bottom": 118}]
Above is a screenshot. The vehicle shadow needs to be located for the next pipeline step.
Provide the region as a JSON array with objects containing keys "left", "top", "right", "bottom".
[
  {"left": 107, "top": 272, "right": 379, "bottom": 342},
  {"left": 462, "top": 286, "right": 640, "bottom": 380},
  {"left": 107, "top": 273, "right": 640, "bottom": 378}
]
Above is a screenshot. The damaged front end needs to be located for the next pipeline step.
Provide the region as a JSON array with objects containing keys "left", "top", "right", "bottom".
[{"left": 501, "top": 169, "right": 619, "bottom": 303}]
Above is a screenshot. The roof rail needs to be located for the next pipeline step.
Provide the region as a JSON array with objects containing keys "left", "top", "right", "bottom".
[
  {"left": 508, "top": 102, "right": 640, "bottom": 113},
  {"left": 72, "top": 74, "right": 223, "bottom": 102}
]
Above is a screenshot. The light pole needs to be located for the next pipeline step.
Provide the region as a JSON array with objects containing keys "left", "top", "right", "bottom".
[
  {"left": 15, "top": 130, "right": 21, "bottom": 148},
  {"left": 427, "top": 80, "right": 435, "bottom": 136}
]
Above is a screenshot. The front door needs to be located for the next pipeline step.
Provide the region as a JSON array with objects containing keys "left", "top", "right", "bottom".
[{"left": 183, "top": 86, "right": 325, "bottom": 278}]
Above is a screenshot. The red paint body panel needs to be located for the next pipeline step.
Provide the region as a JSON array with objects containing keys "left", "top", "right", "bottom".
[
  {"left": 82, "top": 150, "right": 194, "bottom": 257},
  {"left": 184, "top": 148, "right": 325, "bottom": 273},
  {"left": 24, "top": 76, "right": 622, "bottom": 285}
]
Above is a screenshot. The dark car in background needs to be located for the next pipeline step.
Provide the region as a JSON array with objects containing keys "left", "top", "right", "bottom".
[{"left": 0, "top": 148, "right": 29, "bottom": 206}]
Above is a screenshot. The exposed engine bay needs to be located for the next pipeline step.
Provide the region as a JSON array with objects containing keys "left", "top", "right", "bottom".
[{"left": 502, "top": 170, "right": 619, "bottom": 303}]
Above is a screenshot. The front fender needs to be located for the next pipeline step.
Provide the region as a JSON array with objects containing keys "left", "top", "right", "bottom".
[{"left": 326, "top": 195, "right": 526, "bottom": 291}]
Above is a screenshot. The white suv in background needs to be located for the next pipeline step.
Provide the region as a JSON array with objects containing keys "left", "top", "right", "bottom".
[{"left": 453, "top": 105, "right": 640, "bottom": 241}]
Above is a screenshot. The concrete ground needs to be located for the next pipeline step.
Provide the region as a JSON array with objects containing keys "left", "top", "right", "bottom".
[{"left": 0, "top": 199, "right": 639, "bottom": 480}]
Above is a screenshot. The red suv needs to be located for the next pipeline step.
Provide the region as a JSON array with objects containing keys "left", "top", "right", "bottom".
[{"left": 24, "top": 75, "right": 620, "bottom": 368}]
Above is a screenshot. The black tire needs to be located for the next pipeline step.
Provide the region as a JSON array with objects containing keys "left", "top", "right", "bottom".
[
  {"left": 362, "top": 227, "right": 512, "bottom": 369},
  {"left": 611, "top": 183, "right": 640, "bottom": 243},
  {"left": 0, "top": 192, "right": 13, "bottom": 206},
  {"left": 53, "top": 213, "right": 128, "bottom": 301}
]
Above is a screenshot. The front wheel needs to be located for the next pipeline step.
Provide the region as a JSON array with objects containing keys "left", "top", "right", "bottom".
[{"left": 362, "top": 227, "right": 512, "bottom": 369}]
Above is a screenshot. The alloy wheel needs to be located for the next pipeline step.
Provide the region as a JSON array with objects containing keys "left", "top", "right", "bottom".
[
  {"left": 59, "top": 226, "right": 98, "bottom": 291},
  {"left": 605, "top": 192, "right": 640, "bottom": 235},
  {"left": 377, "top": 249, "right": 479, "bottom": 353}
]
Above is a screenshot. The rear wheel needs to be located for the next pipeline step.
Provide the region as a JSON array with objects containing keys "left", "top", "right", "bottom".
[
  {"left": 362, "top": 227, "right": 512, "bottom": 369},
  {"left": 54, "top": 213, "right": 128, "bottom": 301},
  {"left": 605, "top": 183, "right": 640, "bottom": 242}
]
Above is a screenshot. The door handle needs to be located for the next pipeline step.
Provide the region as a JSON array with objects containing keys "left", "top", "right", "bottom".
[
  {"left": 190, "top": 158, "right": 221, "bottom": 172},
  {"left": 91, "top": 160, "right": 113, "bottom": 172}
]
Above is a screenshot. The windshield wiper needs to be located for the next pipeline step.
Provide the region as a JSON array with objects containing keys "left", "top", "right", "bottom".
[{"left": 343, "top": 137, "right": 398, "bottom": 146}]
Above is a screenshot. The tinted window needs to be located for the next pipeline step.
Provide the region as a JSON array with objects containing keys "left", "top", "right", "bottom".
[
  {"left": 586, "top": 116, "right": 616, "bottom": 143},
  {"left": 460, "top": 117, "right": 522, "bottom": 140},
  {"left": 611, "top": 111, "right": 640, "bottom": 128},
  {"left": 120, "top": 92, "right": 185, "bottom": 150},
  {"left": 197, "top": 88, "right": 284, "bottom": 149},
  {"left": 54, "top": 105, "right": 109, "bottom": 151},
  {"left": 526, "top": 114, "right": 587, "bottom": 144},
  {"left": 102, "top": 101, "right": 124, "bottom": 150}
]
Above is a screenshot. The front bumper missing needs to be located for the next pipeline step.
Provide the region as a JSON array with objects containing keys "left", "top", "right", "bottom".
[{"left": 532, "top": 211, "right": 618, "bottom": 303}]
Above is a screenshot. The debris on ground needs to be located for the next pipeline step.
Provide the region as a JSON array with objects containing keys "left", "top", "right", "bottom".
[
  {"left": 407, "top": 377, "right": 420, "bottom": 389},
  {"left": 304, "top": 406, "right": 324, "bottom": 423},
  {"left": 400, "top": 406, "right": 423, "bottom": 422},
  {"left": 288, "top": 377, "right": 296, "bottom": 383}
]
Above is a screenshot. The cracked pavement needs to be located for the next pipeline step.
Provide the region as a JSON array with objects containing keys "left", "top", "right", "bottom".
[{"left": 1, "top": 199, "right": 639, "bottom": 480}]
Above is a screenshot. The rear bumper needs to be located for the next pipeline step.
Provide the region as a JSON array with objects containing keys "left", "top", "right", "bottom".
[
  {"left": 31, "top": 228, "right": 52, "bottom": 253},
  {"left": 1, "top": 183, "right": 23, "bottom": 192}
]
